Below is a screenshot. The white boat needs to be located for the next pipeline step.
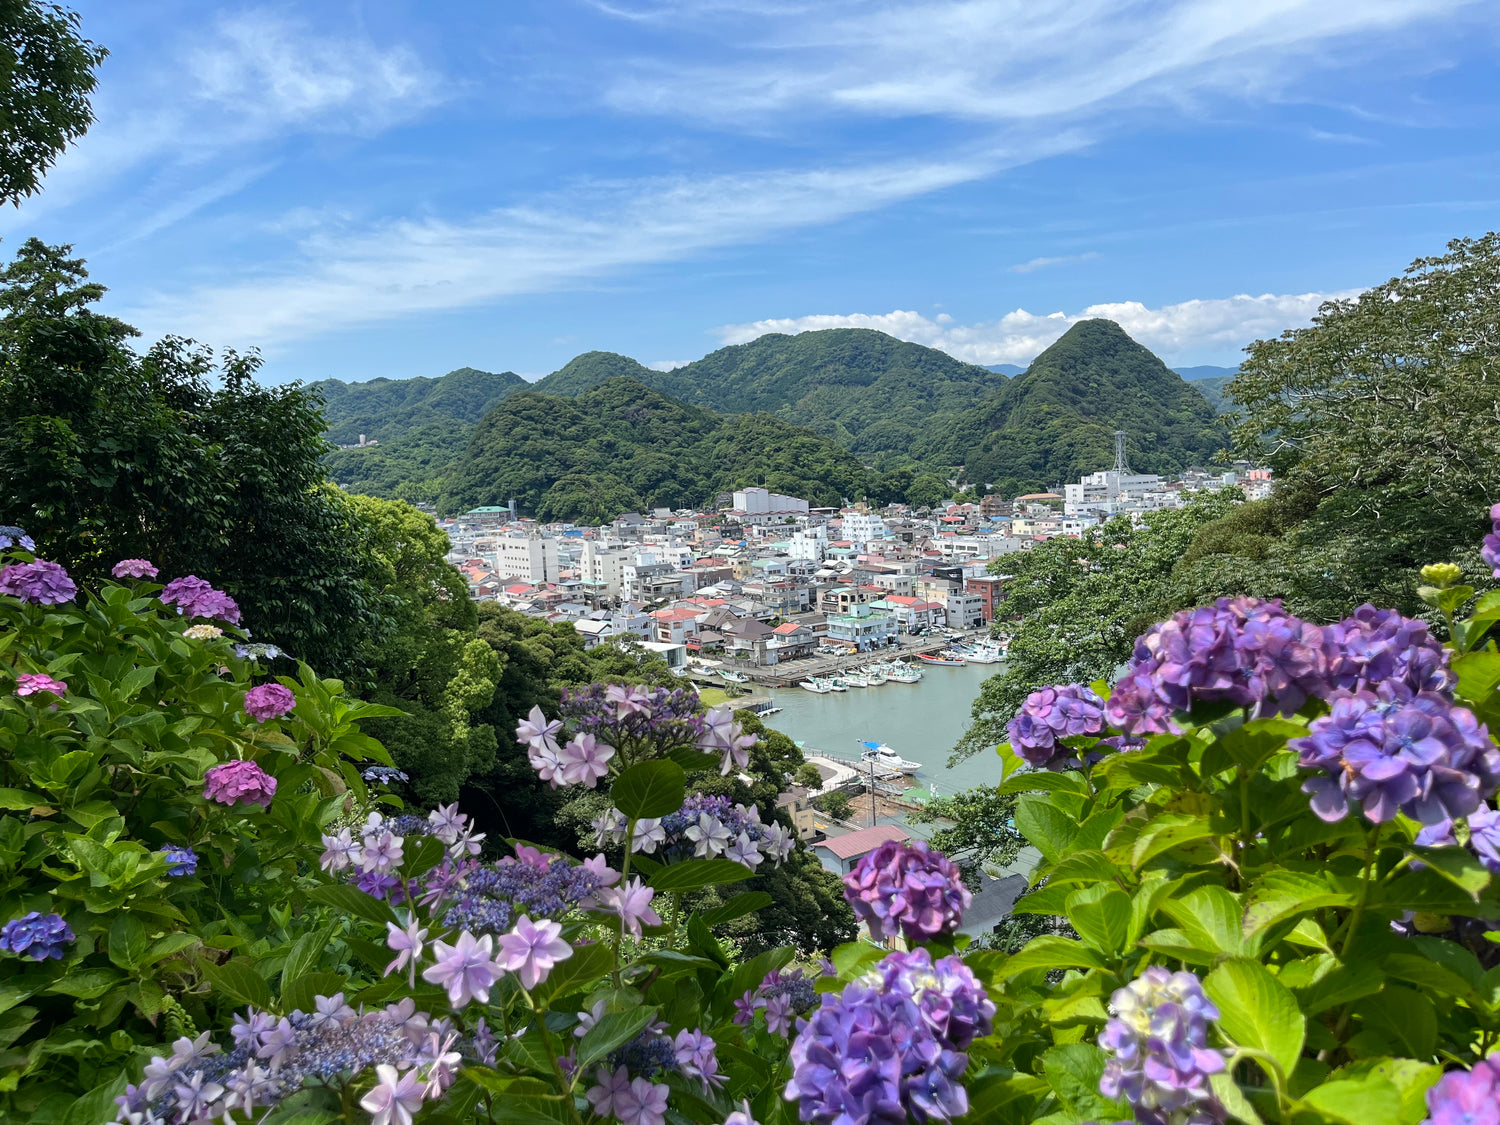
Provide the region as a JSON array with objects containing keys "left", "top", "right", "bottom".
[
  {"left": 799, "top": 679, "right": 831, "bottom": 694},
  {"left": 838, "top": 673, "right": 869, "bottom": 688},
  {"left": 963, "top": 642, "right": 1004, "bottom": 664},
  {"left": 862, "top": 666, "right": 888, "bottom": 686},
  {"left": 887, "top": 663, "right": 921, "bottom": 684},
  {"left": 858, "top": 741, "right": 922, "bottom": 774},
  {"left": 719, "top": 669, "right": 749, "bottom": 684},
  {"left": 826, "top": 678, "right": 848, "bottom": 692}
]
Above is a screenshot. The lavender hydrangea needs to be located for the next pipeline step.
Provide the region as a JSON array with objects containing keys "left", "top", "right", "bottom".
[
  {"left": 1483, "top": 503, "right": 1500, "bottom": 580},
  {"left": 1416, "top": 804, "right": 1500, "bottom": 874},
  {"left": 438, "top": 845, "right": 614, "bottom": 937},
  {"left": 1008, "top": 683, "right": 1107, "bottom": 769},
  {"left": 1294, "top": 686, "right": 1500, "bottom": 825},
  {"left": 1105, "top": 596, "right": 1329, "bottom": 735},
  {"left": 244, "top": 683, "right": 296, "bottom": 722},
  {"left": 160, "top": 575, "right": 242, "bottom": 625},
  {"left": 14, "top": 672, "right": 67, "bottom": 697},
  {"left": 593, "top": 794, "right": 794, "bottom": 870},
  {"left": 0, "top": 559, "right": 77, "bottom": 605},
  {"left": 0, "top": 525, "right": 35, "bottom": 552},
  {"left": 1420, "top": 1054, "right": 1500, "bottom": 1125},
  {"left": 1324, "top": 603, "right": 1455, "bottom": 697},
  {"left": 0, "top": 912, "right": 75, "bottom": 960},
  {"left": 203, "top": 760, "right": 277, "bottom": 808},
  {"left": 111, "top": 558, "right": 159, "bottom": 580},
  {"left": 110, "top": 997, "right": 457, "bottom": 1125},
  {"left": 785, "top": 950, "right": 992, "bottom": 1125},
  {"left": 842, "top": 839, "right": 971, "bottom": 943},
  {"left": 159, "top": 846, "right": 199, "bottom": 877},
  {"left": 1098, "top": 967, "right": 1227, "bottom": 1125},
  {"left": 735, "top": 968, "right": 819, "bottom": 1036}
]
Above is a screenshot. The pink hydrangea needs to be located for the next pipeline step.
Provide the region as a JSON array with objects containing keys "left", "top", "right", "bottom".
[
  {"left": 111, "top": 559, "right": 159, "bottom": 580},
  {"left": 203, "top": 760, "right": 277, "bottom": 808},
  {"left": 244, "top": 683, "right": 295, "bottom": 723},
  {"left": 15, "top": 673, "right": 67, "bottom": 697},
  {"left": 160, "top": 575, "right": 241, "bottom": 625},
  {"left": 0, "top": 560, "right": 77, "bottom": 605}
]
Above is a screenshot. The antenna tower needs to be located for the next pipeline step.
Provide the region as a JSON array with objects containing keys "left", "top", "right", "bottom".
[{"left": 1113, "top": 431, "right": 1131, "bottom": 474}]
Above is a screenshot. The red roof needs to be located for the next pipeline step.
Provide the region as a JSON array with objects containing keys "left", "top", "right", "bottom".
[
  {"left": 772, "top": 622, "right": 804, "bottom": 635},
  {"left": 819, "top": 824, "right": 910, "bottom": 860},
  {"left": 650, "top": 608, "right": 701, "bottom": 622}
]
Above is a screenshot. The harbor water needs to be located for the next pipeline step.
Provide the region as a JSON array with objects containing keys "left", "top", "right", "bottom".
[{"left": 762, "top": 661, "right": 1006, "bottom": 799}]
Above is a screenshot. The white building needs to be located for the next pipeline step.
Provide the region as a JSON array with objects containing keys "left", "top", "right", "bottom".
[
  {"left": 494, "top": 535, "right": 559, "bottom": 585},
  {"left": 580, "top": 540, "right": 634, "bottom": 598},
  {"left": 731, "top": 487, "right": 810, "bottom": 516},
  {"left": 1063, "top": 470, "right": 1164, "bottom": 517},
  {"left": 841, "top": 511, "right": 887, "bottom": 551},
  {"left": 787, "top": 525, "right": 828, "bottom": 562}
]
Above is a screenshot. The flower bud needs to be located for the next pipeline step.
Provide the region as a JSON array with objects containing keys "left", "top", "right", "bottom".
[{"left": 1420, "top": 562, "right": 1463, "bottom": 589}]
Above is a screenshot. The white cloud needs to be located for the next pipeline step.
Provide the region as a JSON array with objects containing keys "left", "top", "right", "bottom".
[
  {"left": 123, "top": 156, "right": 996, "bottom": 348},
  {"left": 714, "top": 290, "right": 1362, "bottom": 365},
  {"left": 1009, "top": 252, "right": 1099, "bottom": 273},
  {"left": 648, "top": 360, "right": 691, "bottom": 370},
  {"left": 598, "top": 0, "right": 1475, "bottom": 127}
]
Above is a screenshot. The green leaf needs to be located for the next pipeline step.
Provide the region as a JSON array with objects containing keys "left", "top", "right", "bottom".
[
  {"left": 49, "top": 968, "right": 124, "bottom": 1000},
  {"left": 1162, "top": 885, "right": 1245, "bottom": 957},
  {"left": 578, "top": 1007, "right": 657, "bottom": 1070},
  {"left": 649, "top": 858, "right": 754, "bottom": 891},
  {"left": 1129, "top": 813, "right": 1217, "bottom": 868},
  {"left": 533, "top": 943, "right": 613, "bottom": 1005},
  {"left": 1001, "top": 935, "right": 1106, "bottom": 977},
  {"left": 108, "top": 914, "right": 150, "bottom": 971},
  {"left": 998, "top": 770, "right": 1090, "bottom": 796},
  {"left": 1330, "top": 1059, "right": 1443, "bottom": 1125},
  {"left": 1204, "top": 959, "right": 1305, "bottom": 1080},
  {"left": 281, "top": 930, "right": 330, "bottom": 987},
  {"left": 280, "top": 972, "right": 351, "bottom": 1015},
  {"left": 698, "top": 891, "right": 773, "bottom": 926},
  {"left": 665, "top": 746, "right": 721, "bottom": 773},
  {"left": 1014, "top": 796, "right": 1079, "bottom": 865},
  {"left": 610, "top": 759, "right": 686, "bottom": 819},
  {"left": 201, "top": 961, "right": 272, "bottom": 1010},
  {"left": 141, "top": 933, "right": 198, "bottom": 967},
  {"left": 1040, "top": 1043, "right": 1131, "bottom": 1122},
  {"left": 1208, "top": 1072, "right": 1266, "bottom": 1125},
  {"left": 1065, "top": 883, "right": 1131, "bottom": 956},
  {"left": 1046, "top": 849, "right": 1121, "bottom": 886},
  {"left": 830, "top": 941, "right": 886, "bottom": 979},
  {"left": 1350, "top": 986, "right": 1436, "bottom": 1059},
  {"left": 1298, "top": 1078, "right": 1402, "bottom": 1125},
  {"left": 0, "top": 788, "right": 44, "bottom": 810},
  {"left": 305, "top": 883, "right": 399, "bottom": 927},
  {"left": 1454, "top": 651, "right": 1500, "bottom": 704},
  {"left": 1408, "top": 845, "right": 1491, "bottom": 900}
]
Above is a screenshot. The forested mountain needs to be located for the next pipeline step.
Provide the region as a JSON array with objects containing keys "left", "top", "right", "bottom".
[
  {"left": 440, "top": 377, "right": 875, "bottom": 522},
  {"left": 533, "top": 329, "right": 1009, "bottom": 455},
  {"left": 985, "top": 363, "right": 1026, "bottom": 375},
  {"left": 939, "top": 319, "right": 1228, "bottom": 494},
  {"left": 314, "top": 366, "right": 528, "bottom": 445},
  {"left": 1172, "top": 365, "right": 1239, "bottom": 414}
]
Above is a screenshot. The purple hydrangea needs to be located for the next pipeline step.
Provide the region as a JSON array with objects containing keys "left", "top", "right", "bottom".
[
  {"left": 594, "top": 794, "right": 794, "bottom": 869},
  {"left": 735, "top": 968, "right": 819, "bottom": 1036},
  {"left": 1324, "top": 603, "right": 1455, "bottom": 697},
  {"left": 159, "top": 846, "right": 199, "bottom": 877},
  {"left": 1098, "top": 967, "right": 1226, "bottom": 1123},
  {"left": 1294, "top": 686, "right": 1500, "bottom": 826},
  {"left": 557, "top": 682, "right": 711, "bottom": 759},
  {"left": 0, "top": 559, "right": 77, "bottom": 605},
  {"left": 1421, "top": 1055, "right": 1500, "bottom": 1125},
  {"left": 203, "top": 760, "right": 278, "bottom": 808},
  {"left": 1105, "top": 596, "right": 1328, "bottom": 735},
  {"left": 1483, "top": 504, "right": 1500, "bottom": 580},
  {"left": 0, "top": 526, "right": 35, "bottom": 552},
  {"left": 0, "top": 912, "right": 75, "bottom": 960},
  {"left": 785, "top": 950, "right": 991, "bottom": 1125},
  {"left": 1417, "top": 804, "right": 1500, "bottom": 874},
  {"left": 112, "top": 558, "right": 159, "bottom": 580},
  {"left": 1008, "top": 683, "right": 1107, "bottom": 769},
  {"left": 244, "top": 683, "right": 296, "bottom": 723},
  {"left": 14, "top": 672, "right": 67, "bottom": 697},
  {"left": 160, "top": 575, "right": 242, "bottom": 625},
  {"left": 842, "top": 839, "right": 970, "bottom": 944},
  {"left": 437, "top": 847, "right": 612, "bottom": 937}
]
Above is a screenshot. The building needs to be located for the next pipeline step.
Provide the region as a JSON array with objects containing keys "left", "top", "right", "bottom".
[
  {"left": 650, "top": 607, "right": 702, "bottom": 644},
  {"left": 841, "top": 511, "right": 887, "bottom": 550},
  {"left": 964, "top": 575, "right": 1006, "bottom": 623},
  {"left": 776, "top": 787, "right": 819, "bottom": 842},
  {"left": 1063, "top": 470, "right": 1164, "bottom": 517},
  {"left": 494, "top": 535, "right": 559, "bottom": 585},
  {"left": 640, "top": 641, "right": 688, "bottom": 671},
  {"left": 945, "top": 593, "right": 985, "bottom": 630},
  {"left": 730, "top": 487, "right": 810, "bottom": 517},
  {"left": 580, "top": 540, "right": 633, "bottom": 599},
  {"left": 815, "top": 824, "right": 910, "bottom": 876},
  {"left": 825, "top": 605, "right": 898, "bottom": 650}
]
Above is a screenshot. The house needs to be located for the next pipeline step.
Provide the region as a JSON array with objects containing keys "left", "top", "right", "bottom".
[
  {"left": 768, "top": 621, "right": 817, "bottom": 660},
  {"left": 722, "top": 618, "right": 777, "bottom": 664},
  {"left": 776, "top": 786, "right": 818, "bottom": 842},
  {"left": 815, "top": 824, "right": 910, "bottom": 876},
  {"left": 649, "top": 607, "right": 702, "bottom": 644},
  {"left": 825, "top": 605, "right": 898, "bottom": 650}
]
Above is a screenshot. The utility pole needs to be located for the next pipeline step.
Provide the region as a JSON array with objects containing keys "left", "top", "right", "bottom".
[{"left": 868, "top": 755, "right": 877, "bottom": 826}]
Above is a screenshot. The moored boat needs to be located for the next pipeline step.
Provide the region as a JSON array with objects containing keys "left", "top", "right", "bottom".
[
  {"left": 719, "top": 669, "right": 749, "bottom": 683},
  {"left": 917, "top": 652, "right": 965, "bottom": 666},
  {"left": 799, "top": 679, "right": 831, "bottom": 694},
  {"left": 857, "top": 741, "right": 922, "bottom": 774}
]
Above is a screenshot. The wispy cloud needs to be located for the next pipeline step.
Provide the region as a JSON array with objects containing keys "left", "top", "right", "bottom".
[
  {"left": 714, "top": 290, "right": 1362, "bottom": 365},
  {"left": 123, "top": 156, "right": 997, "bottom": 348},
  {"left": 1009, "top": 251, "right": 1099, "bottom": 273},
  {"left": 648, "top": 359, "right": 691, "bottom": 370}
]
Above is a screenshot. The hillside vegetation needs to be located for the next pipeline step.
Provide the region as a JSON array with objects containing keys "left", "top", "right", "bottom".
[
  {"left": 941, "top": 319, "right": 1227, "bottom": 493},
  {"left": 314, "top": 365, "right": 528, "bottom": 444},
  {"left": 440, "top": 377, "right": 876, "bottom": 521}
]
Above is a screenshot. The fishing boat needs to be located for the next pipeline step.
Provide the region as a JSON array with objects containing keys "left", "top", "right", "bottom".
[
  {"left": 719, "top": 669, "right": 749, "bottom": 684},
  {"left": 917, "top": 652, "right": 965, "bottom": 666},
  {"left": 799, "top": 679, "right": 831, "bottom": 694},
  {"left": 826, "top": 678, "right": 848, "bottom": 692},
  {"left": 838, "top": 672, "right": 869, "bottom": 688},
  {"left": 862, "top": 666, "right": 888, "bottom": 686},
  {"left": 885, "top": 661, "right": 921, "bottom": 683},
  {"left": 962, "top": 641, "right": 1004, "bottom": 664},
  {"left": 857, "top": 741, "right": 922, "bottom": 775}
]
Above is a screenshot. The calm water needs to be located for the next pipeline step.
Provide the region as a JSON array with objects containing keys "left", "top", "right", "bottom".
[{"left": 762, "top": 661, "right": 1007, "bottom": 798}]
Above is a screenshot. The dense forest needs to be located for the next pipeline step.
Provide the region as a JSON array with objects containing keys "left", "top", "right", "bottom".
[
  {"left": 439, "top": 376, "right": 879, "bottom": 520},
  {"left": 937, "top": 319, "right": 1228, "bottom": 493}
]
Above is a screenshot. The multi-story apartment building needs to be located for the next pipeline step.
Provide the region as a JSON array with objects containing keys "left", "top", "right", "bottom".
[{"left": 494, "top": 535, "right": 559, "bottom": 585}]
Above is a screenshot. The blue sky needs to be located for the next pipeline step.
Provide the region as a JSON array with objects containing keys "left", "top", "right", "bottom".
[{"left": 4, "top": 0, "right": 1497, "bottom": 383}]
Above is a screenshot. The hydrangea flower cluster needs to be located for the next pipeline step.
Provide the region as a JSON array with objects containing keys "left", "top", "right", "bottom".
[
  {"left": 321, "top": 807, "right": 487, "bottom": 901},
  {"left": 159, "top": 846, "right": 199, "bottom": 877},
  {"left": 203, "top": 760, "right": 277, "bottom": 808},
  {"left": 1417, "top": 804, "right": 1500, "bottom": 874},
  {"left": 585, "top": 1022, "right": 723, "bottom": 1125},
  {"left": 0, "top": 525, "right": 35, "bottom": 552},
  {"left": 14, "top": 672, "right": 67, "bottom": 697},
  {"left": 111, "top": 558, "right": 159, "bottom": 580},
  {"left": 1294, "top": 686, "right": 1500, "bottom": 826},
  {"left": 1420, "top": 1054, "right": 1500, "bottom": 1125},
  {"left": 438, "top": 845, "right": 614, "bottom": 937},
  {"left": 160, "top": 575, "right": 242, "bottom": 625},
  {"left": 593, "top": 794, "right": 794, "bottom": 870},
  {"left": 182, "top": 624, "right": 223, "bottom": 640},
  {"left": 785, "top": 949, "right": 993, "bottom": 1125},
  {"left": 362, "top": 765, "right": 410, "bottom": 786},
  {"left": 1098, "top": 967, "right": 1227, "bottom": 1125},
  {"left": 0, "top": 912, "right": 75, "bottom": 961},
  {"left": 1483, "top": 503, "right": 1500, "bottom": 579},
  {"left": 1008, "top": 683, "right": 1108, "bottom": 769},
  {"left": 109, "top": 996, "right": 458, "bottom": 1125},
  {"left": 735, "top": 968, "right": 819, "bottom": 1036},
  {"left": 1105, "top": 596, "right": 1330, "bottom": 735},
  {"left": 1324, "top": 603, "right": 1455, "bottom": 697},
  {"left": 244, "top": 682, "right": 296, "bottom": 722},
  {"left": 842, "top": 839, "right": 970, "bottom": 944},
  {"left": 0, "top": 559, "right": 77, "bottom": 605}
]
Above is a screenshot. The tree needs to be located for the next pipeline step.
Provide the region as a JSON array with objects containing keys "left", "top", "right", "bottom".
[
  {"left": 820, "top": 790, "right": 853, "bottom": 820},
  {"left": 795, "top": 762, "right": 824, "bottom": 790},
  {"left": 906, "top": 785, "right": 1022, "bottom": 888},
  {"left": 0, "top": 1, "right": 106, "bottom": 204},
  {"left": 0, "top": 240, "right": 389, "bottom": 673},
  {"left": 905, "top": 472, "right": 950, "bottom": 511}
]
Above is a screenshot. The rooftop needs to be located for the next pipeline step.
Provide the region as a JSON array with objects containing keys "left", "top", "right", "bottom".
[{"left": 817, "top": 823, "right": 910, "bottom": 859}]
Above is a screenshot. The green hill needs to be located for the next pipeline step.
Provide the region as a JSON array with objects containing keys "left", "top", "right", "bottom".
[
  {"left": 314, "top": 366, "right": 528, "bottom": 445},
  {"left": 532, "top": 329, "right": 1008, "bottom": 455},
  {"left": 440, "top": 377, "right": 874, "bottom": 522},
  {"left": 943, "top": 320, "right": 1228, "bottom": 492}
]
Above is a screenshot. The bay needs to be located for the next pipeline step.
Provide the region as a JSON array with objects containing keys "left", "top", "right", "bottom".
[{"left": 762, "top": 661, "right": 1006, "bottom": 799}]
